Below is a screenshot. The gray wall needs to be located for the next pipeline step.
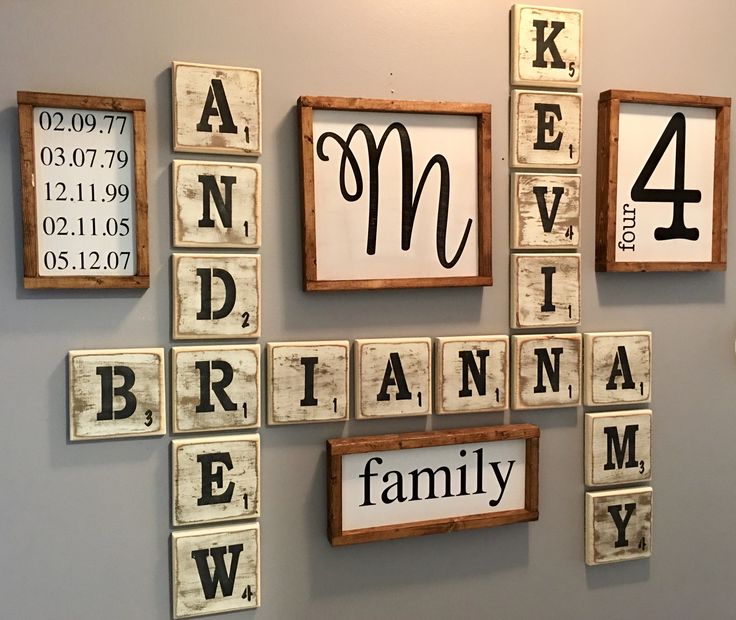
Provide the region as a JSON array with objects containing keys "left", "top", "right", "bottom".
[{"left": 1, "top": 1, "right": 734, "bottom": 618}]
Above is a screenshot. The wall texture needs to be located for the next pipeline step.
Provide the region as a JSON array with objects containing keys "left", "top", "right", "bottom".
[{"left": 1, "top": 1, "right": 734, "bottom": 618}]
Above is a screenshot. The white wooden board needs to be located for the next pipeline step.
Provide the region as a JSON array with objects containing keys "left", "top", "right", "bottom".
[
  {"left": 510, "top": 90, "right": 582, "bottom": 169},
  {"left": 172, "top": 523, "right": 260, "bottom": 618},
  {"left": 172, "top": 160, "right": 261, "bottom": 248},
  {"left": 267, "top": 340, "right": 349, "bottom": 425},
  {"left": 434, "top": 335, "right": 508, "bottom": 414},
  {"left": 584, "top": 331, "right": 652, "bottom": 406},
  {"left": 511, "top": 334, "right": 581, "bottom": 410},
  {"left": 68, "top": 348, "right": 165, "bottom": 441},
  {"left": 510, "top": 4, "right": 583, "bottom": 87},
  {"left": 172, "top": 61, "right": 261, "bottom": 155},
  {"left": 511, "top": 173, "right": 580, "bottom": 249},
  {"left": 355, "top": 338, "right": 432, "bottom": 419},
  {"left": 511, "top": 253, "right": 581, "bottom": 328},
  {"left": 172, "top": 253, "right": 260, "bottom": 339},
  {"left": 172, "top": 345, "right": 260, "bottom": 433},
  {"left": 171, "top": 434, "right": 260, "bottom": 527},
  {"left": 586, "top": 487, "right": 652, "bottom": 566},
  {"left": 585, "top": 410, "right": 652, "bottom": 487}
]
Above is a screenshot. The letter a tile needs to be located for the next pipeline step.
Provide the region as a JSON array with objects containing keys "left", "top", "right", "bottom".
[
  {"left": 355, "top": 338, "right": 432, "bottom": 419},
  {"left": 584, "top": 332, "right": 652, "bottom": 406},
  {"left": 511, "top": 334, "right": 581, "bottom": 409},
  {"left": 510, "top": 5, "right": 583, "bottom": 87},
  {"left": 586, "top": 487, "right": 652, "bottom": 565},
  {"left": 172, "top": 253, "right": 261, "bottom": 340},
  {"left": 172, "top": 61, "right": 261, "bottom": 155},
  {"left": 172, "top": 523, "right": 260, "bottom": 617},
  {"left": 510, "top": 90, "right": 582, "bottom": 169},
  {"left": 172, "top": 160, "right": 261, "bottom": 248},
  {"left": 171, "top": 435, "right": 260, "bottom": 527},
  {"left": 68, "top": 348, "right": 166, "bottom": 441},
  {"left": 585, "top": 410, "right": 652, "bottom": 487},
  {"left": 268, "top": 341, "right": 350, "bottom": 425}
]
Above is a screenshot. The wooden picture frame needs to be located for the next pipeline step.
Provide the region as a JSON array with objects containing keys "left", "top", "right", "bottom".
[
  {"left": 596, "top": 90, "right": 730, "bottom": 272},
  {"left": 327, "top": 424, "right": 539, "bottom": 545},
  {"left": 17, "top": 91, "right": 149, "bottom": 288},
  {"left": 298, "top": 96, "right": 492, "bottom": 291}
]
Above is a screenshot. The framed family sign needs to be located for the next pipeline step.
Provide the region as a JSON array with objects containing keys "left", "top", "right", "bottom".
[
  {"left": 327, "top": 424, "right": 539, "bottom": 545},
  {"left": 299, "top": 96, "right": 492, "bottom": 291},
  {"left": 17, "top": 91, "right": 149, "bottom": 288},
  {"left": 596, "top": 90, "right": 730, "bottom": 272}
]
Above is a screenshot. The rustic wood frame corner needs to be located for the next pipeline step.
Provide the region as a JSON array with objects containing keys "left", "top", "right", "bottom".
[
  {"left": 298, "top": 95, "right": 493, "bottom": 291},
  {"left": 17, "top": 91, "right": 149, "bottom": 289},
  {"left": 327, "top": 424, "right": 539, "bottom": 546},
  {"left": 596, "top": 89, "right": 730, "bottom": 273}
]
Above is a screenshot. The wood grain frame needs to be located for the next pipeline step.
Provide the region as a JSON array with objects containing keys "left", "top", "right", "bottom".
[
  {"left": 298, "top": 95, "right": 492, "bottom": 291},
  {"left": 327, "top": 424, "right": 539, "bottom": 545},
  {"left": 596, "top": 89, "right": 730, "bottom": 272},
  {"left": 17, "top": 91, "right": 149, "bottom": 288}
]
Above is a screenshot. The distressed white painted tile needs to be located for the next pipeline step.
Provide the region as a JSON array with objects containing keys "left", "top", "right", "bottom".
[
  {"left": 511, "top": 334, "right": 581, "bottom": 410},
  {"left": 171, "top": 434, "right": 260, "bottom": 526},
  {"left": 355, "top": 338, "right": 432, "bottom": 419},
  {"left": 172, "top": 61, "right": 261, "bottom": 155},
  {"left": 511, "top": 253, "right": 581, "bottom": 328},
  {"left": 584, "top": 332, "right": 652, "bottom": 406},
  {"left": 585, "top": 410, "right": 652, "bottom": 487},
  {"left": 68, "top": 348, "right": 165, "bottom": 441},
  {"left": 267, "top": 341, "right": 349, "bottom": 425},
  {"left": 586, "top": 487, "right": 652, "bottom": 566},
  {"left": 172, "top": 522, "right": 260, "bottom": 618},
  {"left": 434, "top": 336, "right": 508, "bottom": 414},
  {"left": 172, "top": 345, "right": 260, "bottom": 433},
  {"left": 511, "top": 4, "right": 583, "bottom": 87},
  {"left": 172, "top": 160, "right": 261, "bottom": 248},
  {"left": 172, "top": 253, "right": 260, "bottom": 339},
  {"left": 510, "top": 90, "right": 582, "bottom": 169},
  {"left": 511, "top": 173, "right": 580, "bottom": 249}
]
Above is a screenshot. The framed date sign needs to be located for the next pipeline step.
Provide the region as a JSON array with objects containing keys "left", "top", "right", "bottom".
[
  {"left": 327, "top": 424, "right": 539, "bottom": 545},
  {"left": 596, "top": 90, "right": 730, "bottom": 272},
  {"left": 17, "top": 91, "right": 149, "bottom": 288},
  {"left": 299, "top": 96, "right": 492, "bottom": 291}
]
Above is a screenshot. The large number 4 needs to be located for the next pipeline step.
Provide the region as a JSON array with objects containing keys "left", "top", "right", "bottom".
[{"left": 630, "top": 112, "right": 702, "bottom": 241}]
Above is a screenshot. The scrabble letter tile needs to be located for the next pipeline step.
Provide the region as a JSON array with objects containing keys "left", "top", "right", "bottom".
[
  {"left": 172, "top": 523, "right": 260, "bottom": 617},
  {"left": 512, "top": 334, "right": 581, "bottom": 409},
  {"left": 511, "top": 173, "right": 580, "bottom": 249},
  {"left": 511, "top": 4, "right": 583, "bottom": 87},
  {"left": 510, "top": 90, "right": 582, "bottom": 169},
  {"left": 171, "top": 435, "right": 260, "bottom": 526},
  {"left": 173, "top": 160, "right": 261, "bottom": 248},
  {"left": 173, "top": 253, "right": 260, "bottom": 339},
  {"left": 434, "top": 335, "right": 508, "bottom": 414},
  {"left": 267, "top": 341, "right": 350, "bottom": 425},
  {"left": 586, "top": 487, "right": 652, "bottom": 565},
  {"left": 172, "top": 61, "right": 261, "bottom": 155},
  {"left": 511, "top": 253, "right": 581, "bottom": 328},
  {"left": 172, "top": 345, "right": 260, "bottom": 433},
  {"left": 584, "top": 331, "right": 652, "bottom": 406},
  {"left": 68, "top": 348, "right": 165, "bottom": 441},
  {"left": 355, "top": 337, "right": 431, "bottom": 419},
  {"left": 585, "top": 410, "right": 652, "bottom": 487}
]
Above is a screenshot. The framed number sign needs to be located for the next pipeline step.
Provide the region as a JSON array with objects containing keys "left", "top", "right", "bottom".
[
  {"left": 596, "top": 90, "right": 730, "bottom": 272},
  {"left": 299, "top": 96, "right": 492, "bottom": 291},
  {"left": 17, "top": 91, "right": 149, "bottom": 288}
]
